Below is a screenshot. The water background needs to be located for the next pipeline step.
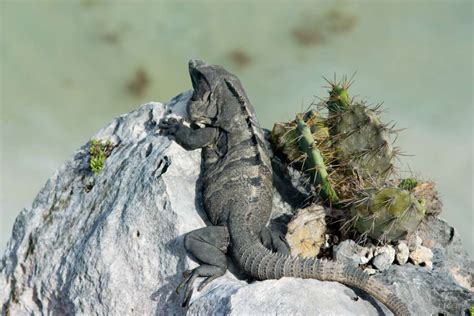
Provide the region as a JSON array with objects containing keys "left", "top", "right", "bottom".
[{"left": 1, "top": 0, "right": 472, "bottom": 257}]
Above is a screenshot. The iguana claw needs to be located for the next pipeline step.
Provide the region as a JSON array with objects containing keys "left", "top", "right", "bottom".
[
  {"left": 176, "top": 268, "right": 199, "bottom": 307},
  {"left": 158, "top": 117, "right": 181, "bottom": 136},
  {"left": 176, "top": 265, "right": 226, "bottom": 307}
]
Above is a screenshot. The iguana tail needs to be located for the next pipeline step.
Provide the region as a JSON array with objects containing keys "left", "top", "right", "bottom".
[{"left": 234, "top": 241, "right": 410, "bottom": 315}]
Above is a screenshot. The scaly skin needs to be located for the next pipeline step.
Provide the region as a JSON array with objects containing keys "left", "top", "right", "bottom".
[{"left": 159, "top": 59, "right": 410, "bottom": 315}]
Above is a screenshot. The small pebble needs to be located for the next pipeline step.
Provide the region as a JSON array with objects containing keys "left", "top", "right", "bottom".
[
  {"left": 364, "top": 267, "right": 377, "bottom": 275},
  {"left": 359, "top": 246, "right": 373, "bottom": 265},
  {"left": 360, "top": 256, "right": 370, "bottom": 265},
  {"left": 409, "top": 245, "right": 433, "bottom": 265},
  {"left": 362, "top": 244, "right": 375, "bottom": 261},
  {"left": 395, "top": 242, "right": 409, "bottom": 265},
  {"left": 424, "top": 260, "right": 433, "bottom": 270},
  {"left": 333, "top": 240, "right": 367, "bottom": 267},
  {"left": 372, "top": 246, "right": 395, "bottom": 271},
  {"left": 407, "top": 235, "right": 422, "bottom": 251}
]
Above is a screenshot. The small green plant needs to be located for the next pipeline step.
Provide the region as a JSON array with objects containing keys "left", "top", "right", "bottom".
[
  {"left": 89, "top": 139, "right": 114, "bottom": 174},
  {"left": 469, "top": 305, "right": 474, "bottom": 316},
  {"left": 398, "top": 178, "right": 418, "bottom": 191}
]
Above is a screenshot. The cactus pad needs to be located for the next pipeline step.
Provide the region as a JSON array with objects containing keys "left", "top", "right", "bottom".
[
  {"left": 328, "top": 102, "right": 395, "bottom": 186},
  {"left": 351, "top": 187, "right": 426, "bottom": 242}
]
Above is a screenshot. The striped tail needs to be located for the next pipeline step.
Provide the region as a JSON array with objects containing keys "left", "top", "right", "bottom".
[{"left": 235, "top": 242, "right": 410, "bottom": 315}]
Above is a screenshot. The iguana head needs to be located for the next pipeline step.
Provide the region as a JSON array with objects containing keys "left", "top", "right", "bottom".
[{"left": 187, "top": 59, "right": 247, "bottom": 132}]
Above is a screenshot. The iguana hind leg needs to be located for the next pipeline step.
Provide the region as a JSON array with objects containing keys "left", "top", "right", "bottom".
[
  {"left": 260, "top": 226, "right": 290, "bottom": 255},
  {"left": 177, "top": 226, "right": 229, "bottom": 307}
]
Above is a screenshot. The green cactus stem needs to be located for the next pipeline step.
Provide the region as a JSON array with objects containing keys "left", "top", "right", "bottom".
[
  {"left": 327, "top": 84, "right": 351, "bottom": 114},
  {"left": 295, "top": 117, "right": 339, "bottom": 205}
]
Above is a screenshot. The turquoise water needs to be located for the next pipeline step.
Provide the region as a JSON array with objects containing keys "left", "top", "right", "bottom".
[{"left": 1, "top": 0, "right": 472, "bottom": 256}]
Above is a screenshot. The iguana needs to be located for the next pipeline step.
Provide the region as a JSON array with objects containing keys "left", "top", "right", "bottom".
[{"left": 159, "top": 59, "right": 410, "bottom": 315}]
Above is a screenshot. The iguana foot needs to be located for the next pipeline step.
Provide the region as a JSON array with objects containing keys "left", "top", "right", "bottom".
[
  {"left": 261, "top": 227, "right": 291, "bottom": 255},
  {"left": 158, "top": 117, "right": 181, "bottom": 136},
  {"left": 176, "top": 265, "right": 226, "bottom": 307}
]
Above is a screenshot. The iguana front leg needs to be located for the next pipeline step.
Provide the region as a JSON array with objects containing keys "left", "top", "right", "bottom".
[{"left": 159, "top": 117, "right": 217, "bottom": 150}]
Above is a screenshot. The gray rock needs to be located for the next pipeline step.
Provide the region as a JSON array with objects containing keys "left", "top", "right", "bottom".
[
  {"left": 0, "top": 93, "right": 384, "bottom": 315},
  {"left": 372, "top": 246, "right": 396, "bottom": 271},
  {"left": 1, "top": 92, "right": 473, "bottom": 315},
  {"left": 375, "top": 217, "right": 474, "bottom": 315},
  {"left": 1, "top": 92, "right": 202, "bottom": 315},
  {"left": 188, "top": 278, "right": 387, "bottom": 315}
]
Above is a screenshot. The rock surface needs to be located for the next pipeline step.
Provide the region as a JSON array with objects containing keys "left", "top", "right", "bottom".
[{"left": 1, "top": 92, "right": 473, "bottom": 315}]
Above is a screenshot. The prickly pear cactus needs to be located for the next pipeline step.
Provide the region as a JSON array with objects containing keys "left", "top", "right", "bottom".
[
  {"left": 270, "top": 76, "right": 436, "bottom": 244},
  {"left": 271, "top": 76, "right": 397, "bottom": 205},
  {"left": 271, "top": 110, "right": 329, "bottom": 163},
  {"left": 350, "top": 186, "right": 426, "bottom": 242},
  {"left": 331, "top": 103, "right": 394, "bottom": 181}
]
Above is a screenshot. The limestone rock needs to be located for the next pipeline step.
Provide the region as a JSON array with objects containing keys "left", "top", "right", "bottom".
[
  {"left": 407, "top": 235, "right": 422, "bottom": 251},
  {"left": 376, "top": 216, "right": 474, "bottom": 315},
  {"left": 333, "top": 240, "right": 367, "bottom": 267},
  {"left": 1, "top": 92, "right": 473, "bottom": 315},
  {"left": 422, "top": 239, "right": 435, "bottom": 249},
  {"left": 372, "top": 246, "right": 395, "bottom": 271},
  {"left": 409, "top": 245, "right": 433, "bottom": 266},
  {"left": 395, "top": 242, "right": 409, "bottom": 265},
  {"left": 364, "top": 268, "right": 377, "bottom": 275}
]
